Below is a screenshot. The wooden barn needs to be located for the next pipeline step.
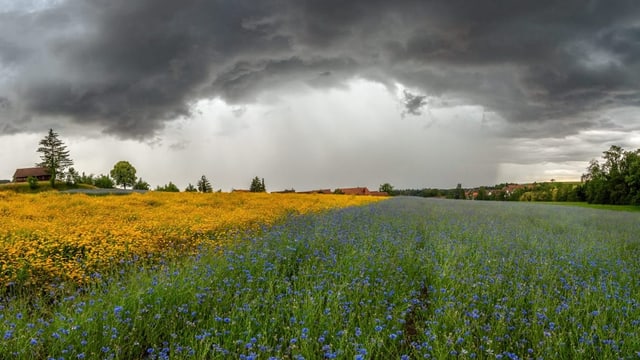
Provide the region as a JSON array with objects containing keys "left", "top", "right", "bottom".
[{"left": 12, "top": 167, "right": 51, "bottom": 183}]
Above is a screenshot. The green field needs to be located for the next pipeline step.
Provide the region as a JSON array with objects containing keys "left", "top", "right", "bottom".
[
  {"left": 540, "top": 201, "right": 640, "bottom": 212},
  {"left": 1, "top": 197, "right": 639, "bottom": 359}
]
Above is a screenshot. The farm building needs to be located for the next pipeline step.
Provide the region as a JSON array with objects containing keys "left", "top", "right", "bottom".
[
  {"left": 298, "top": 189, "right": 332, "bottom": 194},
  {"left": 12, "top": 167, "right": 51, "bottom": 182},
  {"left": 336, "top": 187, "right": 371, "bottom": 195}
]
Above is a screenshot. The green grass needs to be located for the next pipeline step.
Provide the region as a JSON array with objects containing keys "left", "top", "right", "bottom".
[
  {"left": 539, "top": 201, "right": 640, "bottom": 212},
  {"left": 0, "top": 181, "right": 97, "bottom": 193}
]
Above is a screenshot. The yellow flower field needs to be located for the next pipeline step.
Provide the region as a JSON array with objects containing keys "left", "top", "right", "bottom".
[{"left": 0, "top": 191, "right": 384, "bottom": 290}]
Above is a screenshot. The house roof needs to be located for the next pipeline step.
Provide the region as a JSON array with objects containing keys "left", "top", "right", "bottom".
[
  {"left": 299, "top": 189, "right": 332, "bottom": 194},
  {"left": 13, "top": 167, "right": 49, "bottom": 178},
  {"left": 337, "top": 187, "right": 370, "bottom": 195}
]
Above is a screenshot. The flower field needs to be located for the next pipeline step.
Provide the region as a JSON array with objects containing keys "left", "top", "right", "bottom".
[
  {"left": 0, "top": 191, "right": 382, "bottom": 291},
  {"left": 2, "top": 196, "right": 640, "bottom": 359}
]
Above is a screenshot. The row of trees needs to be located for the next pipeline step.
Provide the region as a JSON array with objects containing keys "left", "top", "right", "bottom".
[
  {"left": 582, "top": 145, "right": 640, "bottom": 205},
  {"left": 41, "top": 129, "right": 637, "bottom": 204},
  {"left": 34, "top": 129, "right": 269, "bottom": 193},
  {"left": 384, "top": 182, "right": 587, "bottom": 202},
  {"left": 35, "top": 129, "right": 146, "bottom": 189}
]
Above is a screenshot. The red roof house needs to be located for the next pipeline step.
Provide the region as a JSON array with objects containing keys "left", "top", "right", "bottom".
[
  {"left": 336, "top": 187, "right": 371, "bottom": 195},
  {"left": 13, "top": 167, "right": 51, "bottom": 183}
]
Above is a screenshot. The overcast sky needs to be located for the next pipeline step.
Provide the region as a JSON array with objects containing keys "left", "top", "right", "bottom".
[{"left": 1, "top": 0, "right": 639, "bottom": 191}]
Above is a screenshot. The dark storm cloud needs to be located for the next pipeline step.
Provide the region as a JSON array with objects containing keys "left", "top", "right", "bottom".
[
  {"left": 209, "top": 57, "right": 358, "bottom": 103},
  {"left": 0, "top": 0, "right": 639, "bottom": 138}
]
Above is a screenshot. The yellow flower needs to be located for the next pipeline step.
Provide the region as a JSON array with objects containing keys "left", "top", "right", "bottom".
[{"left": 0, "top": 192, "right": 384, "bottom": 290}]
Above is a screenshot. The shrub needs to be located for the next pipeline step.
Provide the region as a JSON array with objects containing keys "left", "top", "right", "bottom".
[{"left": 27, "top": 176, "right": 39, "bottom": 190}]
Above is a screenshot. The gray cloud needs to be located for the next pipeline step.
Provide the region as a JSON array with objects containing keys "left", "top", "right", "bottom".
[
  {"left": 0, "top": 0, "right": 639, "bottom": 139},
  {"left": 401, "top": 90, "right": 427, "bottom": 117}
]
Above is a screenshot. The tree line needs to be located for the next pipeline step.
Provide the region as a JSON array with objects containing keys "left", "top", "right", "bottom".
[
  {"left": 581, "top": 145, "right": 640, "bottom": 205},
  {"left": 380, "top": 145, "right": 640, "bottom": 206},
  {"left": 30, "top": 129, "right": 268, "bottom": 193},
  {"left": 31, "top": 129, "right": 640, "bottom": 204}
]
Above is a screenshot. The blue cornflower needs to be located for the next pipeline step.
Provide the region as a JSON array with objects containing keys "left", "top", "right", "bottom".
[
  {"left": 3, "top": 330, "right": 13, "bottom": 340},
  {"left": 29, "top": 338, "right": 38, "bottom": 345},
  {"left": 324, "top": 351, "right": 337, "bottom": 359},
  {"left": 505, "top": 352, "right": 519, "bottom": 360},
  {"left": 114, "top": 306, "right": 123, "bottom": 315}
]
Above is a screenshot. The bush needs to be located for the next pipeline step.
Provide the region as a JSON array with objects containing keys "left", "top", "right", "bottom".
[
  {"left": 27, "top": 176, "right": 39, "bottom": 190},
  {"left": 94, "top": 174, "right": 115, "bottom": 188},
  {"left": 155, "top": 182, "right": 180, "bottom": 192}
]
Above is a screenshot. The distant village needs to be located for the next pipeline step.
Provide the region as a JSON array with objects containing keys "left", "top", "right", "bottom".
[{"left": 268, "top": 187, "right": 389, "bottom": 196}]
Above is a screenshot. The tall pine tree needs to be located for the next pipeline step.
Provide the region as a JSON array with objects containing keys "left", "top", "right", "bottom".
[
  {"left": 197, "top": 175, "right": 213, "bottom": 193},
  {"left": 250, "top": 176, "right": 266, "bottom": 192},
  {"left": 37, "top": 129, "right": 73, "bottom": 188}
]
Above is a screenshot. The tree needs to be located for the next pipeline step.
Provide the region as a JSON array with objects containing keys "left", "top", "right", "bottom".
[
  {"left": 250, "top": 176, "right": 266, "bottom": 192},
  {"left": 582, "top": 145, "right": 640, "bottom": 204},
  {"left": 453, "top": 183, "right": 466, "bottom": 200},
  {"left": 476, "top": 187, "right": 488, "bottom": 200},
  {"left": 133, "top": 178, "right": 150, "bottom": 190},
  {"left": 94, "top": 174, "right": 114, "bottom": 188},
  {"left": 78, "top": 172, "right": 95, "bottom": 185},
  {"left": 110, "top": 161, "right": 137, "bottom": 189},
  {"left": 156, "top": 182, "right": 180, "bottom": 192},
  {"left": 185, "top": 183, "right": 197, "bottom": 192},
  {"left": 37, "top": 128, "right": 73, "bottom": 188},
  {"left": 65, "top": 167, "right": 80, "bottom": 185},
  {"left": 197, "top": 175, "right": 213, "bottom": 193},
  {"left": 379, "top": 183, "right": 394, "bottom": 194}
]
